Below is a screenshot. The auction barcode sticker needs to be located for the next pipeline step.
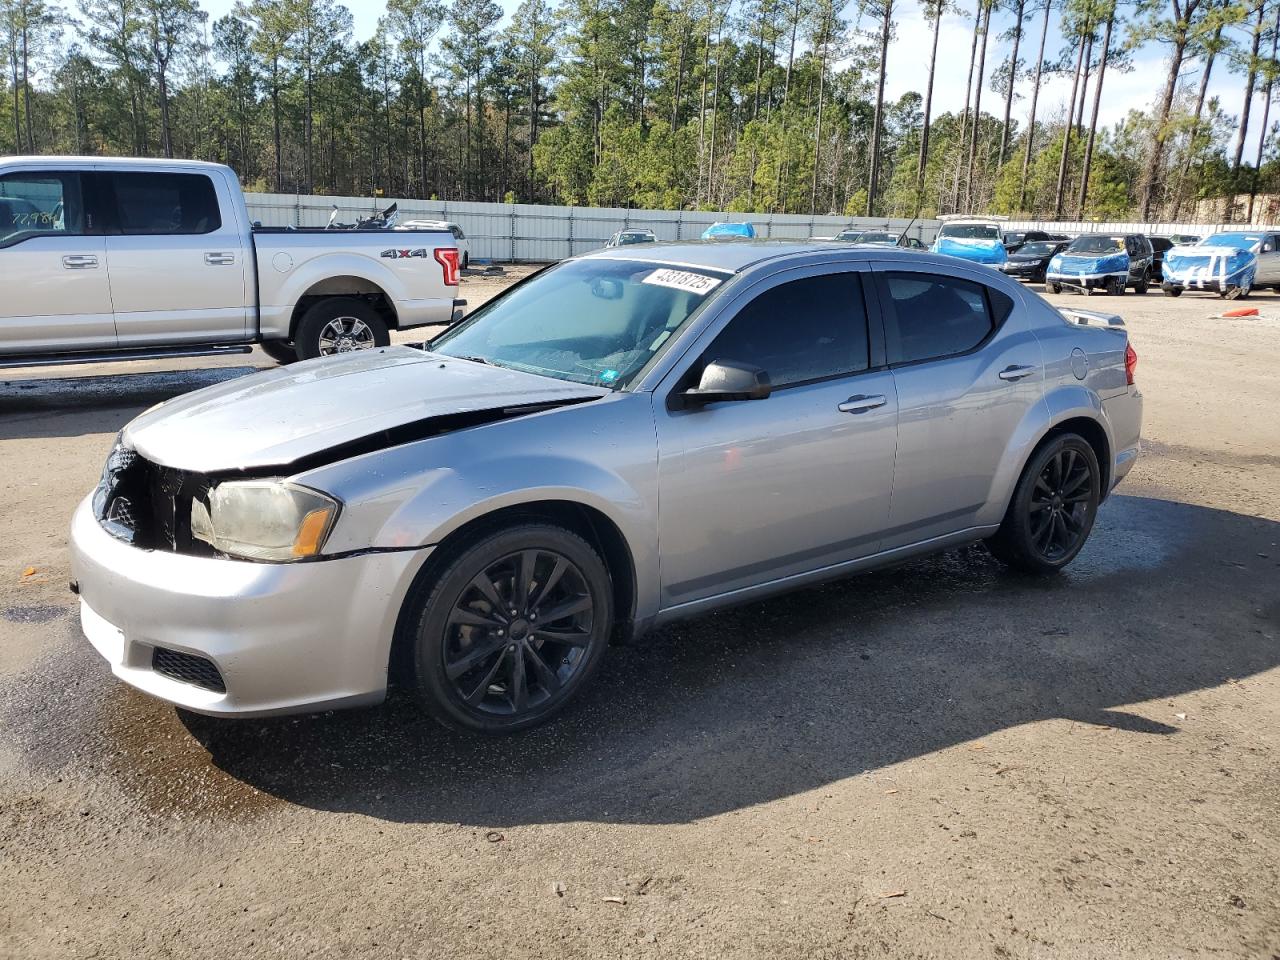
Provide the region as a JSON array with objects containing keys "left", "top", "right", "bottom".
[{"left": 642, "top": 268, "right": 723, "bottom": 295}]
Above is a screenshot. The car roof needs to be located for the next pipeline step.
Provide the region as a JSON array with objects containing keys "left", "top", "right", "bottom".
[
  {"left": 576, "top": 239, "right": 971, "bottom": 274},
  {"left": 1, "top": 155, "right": 231, "bottom": 172}
]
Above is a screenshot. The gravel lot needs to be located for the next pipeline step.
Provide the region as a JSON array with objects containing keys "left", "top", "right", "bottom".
[{"left": 2, "top": 269, "right": 1278, "bottom": 959}]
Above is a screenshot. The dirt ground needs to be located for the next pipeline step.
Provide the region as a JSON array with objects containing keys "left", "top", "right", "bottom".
[{"left": 1, "top": 268, "right": 1278, "bottom": 959}]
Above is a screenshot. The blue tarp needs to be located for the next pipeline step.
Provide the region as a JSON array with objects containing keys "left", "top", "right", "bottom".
[
  {"left": 930, "top": 236, "right": 1007, "bottom": 265},
  {"left": 1162, "top": 245, "right": 1257, "bottom": 291},
  {"left": 1046, "top": 251, "right": 1130, "bottom": 281},
  {"left": 701, "top": 222, "right": 756, "bottom": 240}
]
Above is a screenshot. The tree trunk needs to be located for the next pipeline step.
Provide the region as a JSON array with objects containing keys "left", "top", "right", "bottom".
[
  {"left": 1077, "top": 6, "right": 1113, "bottom": 216},
  {"left": 964, "top": 0, "right": 991, "bottom": 210},
  {"left": 1139, "top": 0, "right": 1198, "bottom": 219},
  {"left": 772, "top": 0, "right": 800, "bottom": 211},
  {"left": 810, "top": 17, "right": 828, "bottom": 213},
  {"left": 8, "top": 42, "right": 20, "bottom": 153},
  {"left": 272, "top": 59, "right": 283, "bottom": 193},
  {"left": 1231, "top": 0, "right": 1265, "bottom": 175},
  {"left": 999, "top": 0, "right": 1026, "bottom": 167},
  {"left": 20, "top": 22, "right": 33, "bottom": 151},
  {"left": 157, "top": 60, "right": 173, "bottom": 158},
  {"left": 951, "top": 0, "right": 982, "bottom": 212},
  {"left": 1052, "top": 27, "right": 1086, "bottom": 218},
  {"left": 1170, "top": 23, "right": 1221, "bottom": 220},
  {"left": 1247, "top": 2, "right": 1279, "bottom": 222},
  {"left": 866, "top": 0, "right": 893, "bottom": 215},
  {"left": 1075, "top": 29, "right": 1092, "bottom": 131},
  {"left": 916, "top": 0, "right": 943, "bottom": 211},
  {"left": 1019, "top": 0, "right": 1052, "bottom": 212}
]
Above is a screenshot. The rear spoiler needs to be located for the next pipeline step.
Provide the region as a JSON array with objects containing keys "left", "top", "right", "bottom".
[{"left": 1058, "top": 307, "right": 1125, "bottom": 328}]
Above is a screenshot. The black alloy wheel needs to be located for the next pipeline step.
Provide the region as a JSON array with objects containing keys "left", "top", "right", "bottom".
[
  {"left": 408, "top": 524, "right": 612, "bottom": 733},
  {"left": 987, "top": 434, "right": 1100, "bottom": 574}
]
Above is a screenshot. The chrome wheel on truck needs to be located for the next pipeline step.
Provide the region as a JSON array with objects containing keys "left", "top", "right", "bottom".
[{"left": 295, "top": 297, "right": 390, "bottom": 360}]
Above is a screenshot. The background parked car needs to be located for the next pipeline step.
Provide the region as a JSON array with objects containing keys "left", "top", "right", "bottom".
[
  {"left": 1148, "top": 236, "right": 1176, "bottom": 280},
  {"left": 930, "top": 217, "right": 1008, "bottom": 266},
  {"left": 1046, "top": 233, "right": 1154, "bottom": 296},
  {"left": 833, "top": 229, "right": 926, "bottom": 249},
  {"left": 1002, "top": 229, "right": 1067, "bottom": 253},
  {"left": 401, "top": 219, "right": 470, "bottom": 269},
  {"left": 1160, "top": 230, "right": 1280, "bottom": 298},
  {"left": 999, "top": 239, "right": 1069, "bottom": 284},
  {"left": 605, "top": 228, "right": 658, "bottom": 247},
  {"left": 701, "top": 221, "right": 756, "bottom": 240}
]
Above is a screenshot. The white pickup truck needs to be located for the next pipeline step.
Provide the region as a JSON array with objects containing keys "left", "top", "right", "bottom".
[{"left": 0, "top": 157, "right": 464, "bottom": 368}]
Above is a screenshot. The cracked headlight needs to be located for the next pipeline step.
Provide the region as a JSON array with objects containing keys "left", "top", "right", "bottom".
[{"left": 191, "top": 480, "right": 340, "bottom": 562}]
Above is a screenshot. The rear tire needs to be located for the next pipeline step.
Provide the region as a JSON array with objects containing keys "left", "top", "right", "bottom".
[
  {"left": 1163, "top": 287, "right": 1182, "bottom": 297},
  {"left": 987, "top": 433, "right": 1101, "bottom": 575},
  {"left": 405, "top": 523, "right": 614, "bottom": 735},
  {"left": 1134, "top": 270, "right": 1150, "bottom": 295},
  {"left": 1108, "top": 276, "right": 1125, "bottom": 296},
  {"left": 1050, "top": 283, "right": 1062, "bottom": 294},
  {"left": 295, "top": 297, "right": 390, "bottom": 360},
  {"left": 260, "top": 340, "right": 299, "bottom": 365}
]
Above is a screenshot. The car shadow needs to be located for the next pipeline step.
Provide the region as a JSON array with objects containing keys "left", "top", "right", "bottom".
[{"left": 129, "top": 491, "right": 1280, "bottom": 827}]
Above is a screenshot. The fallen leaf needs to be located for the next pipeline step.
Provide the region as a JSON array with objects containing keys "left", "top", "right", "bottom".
[
  {"left": 601, "top": 896, "right": 626, "bottom": 905},
  {"left": 885, "top": 789, "right": 898, "bottom": 795},
  {"left": 1174, "top": 713, "right": 1187, "bottom": 721},
  {"left": 21, "top": 566, "right": 36, "bottom": 578},
  {"left": 970, "top": 743, "right": 986, "bottom": 751},
  {"left": 879, "top": 890, "right": 907, "bottom": 899}
]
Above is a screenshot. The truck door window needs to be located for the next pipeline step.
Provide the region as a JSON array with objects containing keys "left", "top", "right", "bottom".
[
  {"left": 0, "top": 172, "right": 83, "bottom": 247},
  {"left": 109, "top": 172, "right": 221, "bottom": 236}
]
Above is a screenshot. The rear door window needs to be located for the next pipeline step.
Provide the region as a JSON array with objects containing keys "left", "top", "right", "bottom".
[
  {"left": 702, "top": 272, "right": 871, "bottom": 388},
  {"left": 0, "top": 172, "right": 83, "bottom": 246},
  {"left": 880, "top": 272, "right": 998, "bottom": 365},
  {"left": 108, "top": 172, "right": 221, "bottom": 235}
]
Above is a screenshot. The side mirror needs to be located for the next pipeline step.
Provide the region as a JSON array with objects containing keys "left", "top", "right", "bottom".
[{"left": 676, "top": 360, "right": 771, "bottom": 408}]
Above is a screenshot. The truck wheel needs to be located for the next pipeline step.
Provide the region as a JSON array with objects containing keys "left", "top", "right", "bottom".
[
  {"left": 1049, "top": 283, "right": 1062, "bottom": 294},
  {"left": 260, "top": 340, "right": 300, "bottom": 365},
  {"left": 296, "top": 298, "right": 390, "bottom": 360},
  {"left": 1163, "top": 287, "right": 1182, "bottom": 297},
  {"left": 987, "top": 433, "right": 1100, "bottom": 575},
  {"left": 404, "top": 523, "right": 613, "bottom": 734},
  {"left": 1108, "top": 276, "right": 1125, "bottom": 296},
  {"left": 461, "top": 252, "right": 470, "bottom": 270},
  {"left": 1134, "top": 271, "right": 1150, "bottom": 295}
]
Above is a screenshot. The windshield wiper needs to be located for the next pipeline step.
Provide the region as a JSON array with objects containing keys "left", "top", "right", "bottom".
[{"left": 453, "top": 355, "right": 493, "bottom": 366}]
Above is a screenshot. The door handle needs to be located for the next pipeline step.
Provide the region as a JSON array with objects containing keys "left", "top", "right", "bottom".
[
  {"left": 62, "top": 254, "right": 98, "bottom": 269},
  {"left": 998, "top": 364, "right": 1038, "bottom": 381},
  {"left": 838, "top": 394, "right": 888, "bottom": 414},
  {"left": 204, "top": 252, "right": 236, "bottom": 265}
]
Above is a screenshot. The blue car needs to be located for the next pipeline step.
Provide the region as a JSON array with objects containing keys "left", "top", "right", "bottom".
[
  {"left": 1046, "top": 233, "right": 1155, "bottom": 296},
  {"left": 1160, "top": 231, "right": 1280, "bottom": 299},
  {"left": 930, "top": 219, "right": 1008, "bottom": 266},
  {"left": 701, "top": 222, "right": 756, "bottom": 241}
]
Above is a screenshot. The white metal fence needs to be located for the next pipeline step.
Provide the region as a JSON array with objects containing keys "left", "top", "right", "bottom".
[
  {"left": 243, "top": 192, "right": 940, "bottom": 262},
  {"left": 242, "top": 193, "right": 1280, "bottom": 263}
]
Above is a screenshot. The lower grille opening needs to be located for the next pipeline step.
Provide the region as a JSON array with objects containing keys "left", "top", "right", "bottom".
[{"left": 152, "top": 647, "right": 226, "bottom": 694}]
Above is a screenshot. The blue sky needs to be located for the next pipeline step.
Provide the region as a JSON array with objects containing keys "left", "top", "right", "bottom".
[{"left": 198, "top": 0, "right": 1269, "bottom": 160}]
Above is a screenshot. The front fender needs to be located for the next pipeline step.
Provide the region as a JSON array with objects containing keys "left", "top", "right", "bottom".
[{"left": 293, "top": 393, "right": 663, "bottom": 620}]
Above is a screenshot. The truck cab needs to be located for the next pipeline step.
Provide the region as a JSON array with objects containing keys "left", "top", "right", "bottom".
[{"left": 0, "top": 157, "right": 461, "bottom": 368}]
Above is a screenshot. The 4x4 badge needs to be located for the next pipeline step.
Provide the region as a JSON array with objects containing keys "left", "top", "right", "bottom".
[{"left": 380, "top": 248, "right": 430, "bottom": 259}]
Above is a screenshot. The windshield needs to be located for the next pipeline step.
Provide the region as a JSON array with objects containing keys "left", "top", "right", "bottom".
[
  {"left": 938, "top": 223, "right": 1000, "bottom": 240},
  {"left": 856, "top": 232, "right": 896, "bottom": 243},
  {"left": 1003, "top": 232, "right": 1026, "bottom": 244},
  {"left": 431, "top": 258, "right": 727, "bottom": 389},
  {"left": 1019, "top": 241, "right": 1059, "bottom": 256},
  {"left": 836, "top": 230, "right": 861, "bottom": 241},
  {"left": 1200, "top": 233, "right": 1261, "bottom": 252},
  {"left": 1065, "top": 235, "right": 1124, "bottom": 254},
  {"left": 616, "top": 232, "right": 653, "bottom": 244}
]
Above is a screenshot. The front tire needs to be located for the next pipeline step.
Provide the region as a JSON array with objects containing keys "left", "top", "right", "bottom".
[
  {"left": 1049, "top": 282, "right": 1062, "bottom": 294},
  {"left": 260, "top": 340, "right": 299, "bottom": 365},
  {"left": 1108, "top": 276, "right": 1125, "bottom": 296},
  {"left": 406, "top": 524, "right": 613, "bottom": 734},
  {"left": 1163, "top": 286, "right": 1182, "bottom": 297},
  {"left": 1134, "top": 270, "right": 1150, "bottom": 294},
  {"left": 295, "top": 297, "right": 390, "bottom": 360},
  {"left": 987, "top": 434, "right": 1101, "bottom": 574}
]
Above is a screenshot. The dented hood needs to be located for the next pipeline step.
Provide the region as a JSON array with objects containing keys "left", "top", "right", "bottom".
[{"left": 123, "top": 346, "right": 608, "bottom": 472}]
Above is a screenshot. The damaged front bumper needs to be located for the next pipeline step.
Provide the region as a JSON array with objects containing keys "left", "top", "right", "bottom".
[{"left": 70, "top": 495, "right": 433, "bottom": 717}]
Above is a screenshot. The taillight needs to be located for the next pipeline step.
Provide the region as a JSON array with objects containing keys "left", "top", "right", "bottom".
[
  {"left": 1125, "top": 342, "right": 1138, "bottom": 385},
  {"left": 434, "top": 247, "right": 460, "bottom": 286}
]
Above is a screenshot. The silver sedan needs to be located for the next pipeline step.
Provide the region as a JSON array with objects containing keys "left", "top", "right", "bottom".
[{"left": 71, "top": 242, "right": 1143, "bottom": 733}]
